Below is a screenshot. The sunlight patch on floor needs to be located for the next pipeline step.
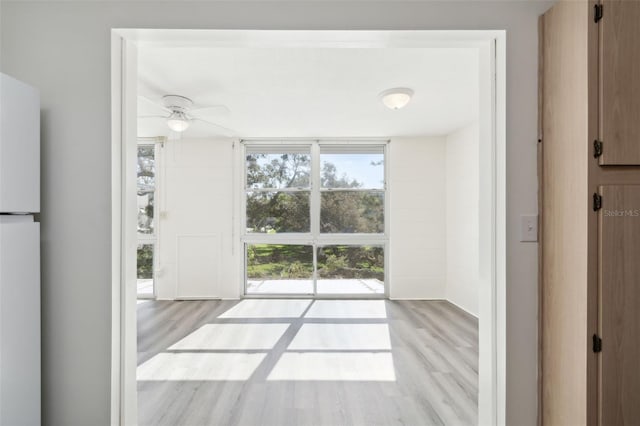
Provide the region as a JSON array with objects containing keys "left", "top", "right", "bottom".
[
  {"left": 304, "top": 300, "right": 387, "bottom": 319},
  {"left": 267, "top": 352, "right": 396, "bottom": 381},
  {"left": 137, "top": 353, "right": 266, "bottom": 381},
  {"left": 169, "top": 323, "right": 291, "bottom": 350},
  {"left": 288, "top": 323, "right": 392, "bottom": 350}
]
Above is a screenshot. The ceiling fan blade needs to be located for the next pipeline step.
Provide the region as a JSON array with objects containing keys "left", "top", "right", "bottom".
[
  {"left": 138, "top": 95, "right": 171, "bottom": 114},
  {"left": 138, "top": 115, "right": 168, "bottom": 119},
  {"left": 192, "top": 118, "right": 236, "bottom": 137},
  {"left": 190, "top": 105, "right": 230, "bottom": 115}
]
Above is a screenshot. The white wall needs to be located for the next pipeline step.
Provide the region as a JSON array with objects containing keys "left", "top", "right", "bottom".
[
  {"left": 389, "top": 137, "right": 447, "bottom": 299},
  {"left": 155, "top": 138, "right": 238, "bottom": 300},
  {"left": 446, "top": 123, "right": 481, "bottom": 316},
  {"left": 0, "top": 2, "right": 552, "bottom": 425}
]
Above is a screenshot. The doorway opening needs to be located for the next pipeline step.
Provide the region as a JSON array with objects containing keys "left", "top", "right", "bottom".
[{"left": 112, "top": 29, "right": 505, "bottom": 426}]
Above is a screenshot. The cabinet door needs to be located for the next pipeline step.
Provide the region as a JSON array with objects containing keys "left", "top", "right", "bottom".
[
  {"left": 598, "top": 0, "right": 640, "bottom": 165},
  {"left": 598, "top": 185, "right": 640, "bottom": 424}
]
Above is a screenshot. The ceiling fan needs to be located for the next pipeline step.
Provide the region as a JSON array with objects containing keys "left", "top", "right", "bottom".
[{"left": 138, "top": 94, "right": 235, "bottom": 138}]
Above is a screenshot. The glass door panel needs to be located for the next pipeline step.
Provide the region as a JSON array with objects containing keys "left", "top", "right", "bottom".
[
  {"left": 316, "top": 245, "right": 385, "bottom": 295},
  {"left": 246, "top": 244, "right": 314, "bottom": 295}
]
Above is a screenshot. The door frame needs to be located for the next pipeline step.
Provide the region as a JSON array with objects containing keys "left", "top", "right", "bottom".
[{"left": 111, "top": 29, "right": 506, "bottom": 426}]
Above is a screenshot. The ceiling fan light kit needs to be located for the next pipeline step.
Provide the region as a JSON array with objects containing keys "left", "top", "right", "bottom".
[
  {"left": 163, "top": 94, "right": 193, "bottom": 132},
  {"left": 166, "top": 111, "right": 190, "bottom": 132},
  {"left": 379, "top": 87, "right": 414, "bottom": 110}
]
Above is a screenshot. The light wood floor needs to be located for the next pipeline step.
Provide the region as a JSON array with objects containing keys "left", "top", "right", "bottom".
[{"left": 137, "top": 299, "right": 478, "bottom": 426}]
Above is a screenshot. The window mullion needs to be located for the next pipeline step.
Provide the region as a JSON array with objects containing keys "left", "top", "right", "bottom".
[
  {"left": 311, "top": 141, "right": 320, "bottom": 295},
  {"left": 311, "top": 142, "right": 321, "bottom": 237}
]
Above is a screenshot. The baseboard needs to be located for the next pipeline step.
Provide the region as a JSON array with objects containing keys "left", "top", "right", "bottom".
[
  {"left": 445, "top": 299, "right": 479, "bottom": 319},
  {"left": 173, "top": 297, "right": 222, "bottom": 301},
  {"left": 388, "top": 297, "right": 446, "bottom": 301},
  {"left": 389, "top": 297, "right": 479, "bottom": 319}
]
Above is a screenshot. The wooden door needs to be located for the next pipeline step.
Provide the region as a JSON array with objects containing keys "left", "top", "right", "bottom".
[
  {"left": 598, "top": 185, "right": 640, "bottom": 424},
  {"left": 598, "top": 0, "right": 640, "bottom": 165}
]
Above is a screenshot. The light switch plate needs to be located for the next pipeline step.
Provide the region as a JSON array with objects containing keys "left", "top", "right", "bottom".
[{"left": 520, "top": 214, "right": 538, "bottom": 242}]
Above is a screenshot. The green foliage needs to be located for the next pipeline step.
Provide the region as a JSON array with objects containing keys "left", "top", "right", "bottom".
[
  {"left": 320, "top": 162, "right": 361, "bottom": 189},
  {"left": 247, "top": 244, "right": 313, "bottom": 279},
  {"left": 324, "top": 254, "right": 348, "bottom": 270},
  {"left": 246, "top": 153, "right": 384, "bottom": 234},
  {"left": 320, "top": 192, "right": 384, "bottom": 233},
  {"left": 137, "top": 245, "right": 153, "bottom": 279},
  {"left": 246, "top": 191, "right": 310, "bottom": 233},
  {"left": 247, "top": 244, "right": 384, "bottom": 281},
  {"left": 246, "top": 153, "right": 310, "bottom": 189},
  {"left": 137, "top": 145, "right": 155, "bottom": 234},
  {"left": 317, "top": 245, "right": 384, "bottom": 280}
]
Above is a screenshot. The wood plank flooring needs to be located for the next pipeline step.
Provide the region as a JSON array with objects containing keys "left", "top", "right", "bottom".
[{"left": 137, "top": 299, "right": 478, "bottom": 426}]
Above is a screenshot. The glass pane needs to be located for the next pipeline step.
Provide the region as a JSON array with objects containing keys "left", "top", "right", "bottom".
[
  {"left": 320, "top": 151, "right": 384, "bottom": 189},
  {"left": 137, "top": 244, "right": 154, "bottom": 296},
  {"left": 246, "top": 151, "right": 311, "bottom": 189},
  {"left": 320, "top": 191, "right": 384, "bottom": 233},
  {"left": 246, "top": 191, "right": 310, "bottom": 233},
  {"left": 137, "top": 145, "right": 155, "bottom": 235},
  {"left": 246, "top": 244, "right": 313, "bottom": 294},
  {"left": 316, "top": 245, "right": 385, "bottom": 294}
]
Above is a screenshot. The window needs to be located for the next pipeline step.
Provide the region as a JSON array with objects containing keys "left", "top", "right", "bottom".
[
  {"left": 320, "top": 146, "right": 385, "bottom": 234},
  {"left": 137, "top": 143, "right": 157, "bottom": 298},
  {"left": 243, "top": 141, "right": 387, "bottom": 296},
  {"left": 245, "top": 146, "right": 311, "bottom": 234}
]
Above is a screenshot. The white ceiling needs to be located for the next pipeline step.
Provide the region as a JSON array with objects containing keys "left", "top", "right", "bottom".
[{"left": 138, "top": 46, "right": 479, "bottom": 138}]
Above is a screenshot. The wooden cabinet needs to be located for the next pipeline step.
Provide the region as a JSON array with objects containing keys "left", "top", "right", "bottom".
[
  {"left": 598, "top": 0, "right": 640, "bottom": 165},
  {"left": 598, "top": 185, "right": 640, "bottom": 424},
  {"left": 540, "top": 1, "right": 640, "bottom": 425}
]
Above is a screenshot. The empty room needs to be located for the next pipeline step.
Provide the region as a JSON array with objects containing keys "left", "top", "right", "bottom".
[{"left": 130, "top": 30, "right": 494, "bottom": 425}]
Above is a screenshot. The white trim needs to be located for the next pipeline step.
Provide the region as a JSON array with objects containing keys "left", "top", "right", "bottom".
[
  {"left": 109, "top": 32, "right": 122, "bottom": 426},
  {"left": 112, "top": 29, "right": 506, "bottom": 426},
  {"left": 494, "top": 33, "right": 507, "bottom": 426},
  {"left": 111, "top": 31, "right": 138, "bottom": 426},
  {"left": 445, "top": 298, "right": 480, "bottom": 319}
]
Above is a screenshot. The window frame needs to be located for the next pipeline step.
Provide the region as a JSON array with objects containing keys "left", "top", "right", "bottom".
[
  {"left": 241, "top": 139, "right": 389, "bottom": 298},
  {"left": 136, "top": 139, "right": 161, "bottom": 299}
]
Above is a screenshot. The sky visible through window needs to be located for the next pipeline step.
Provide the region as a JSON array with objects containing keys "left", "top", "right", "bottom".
[{"left": 322, "top": 154, "right": 384, "bottom": 189}]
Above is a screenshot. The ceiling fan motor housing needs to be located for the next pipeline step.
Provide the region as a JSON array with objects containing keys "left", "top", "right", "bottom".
[{"left": 162, "top": 94, "right": 193, "bottom": 113}]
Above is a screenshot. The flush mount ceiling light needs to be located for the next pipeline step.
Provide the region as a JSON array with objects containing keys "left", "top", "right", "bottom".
[{"left": 379, "top": 88, "right": 414, "bottom": 110}]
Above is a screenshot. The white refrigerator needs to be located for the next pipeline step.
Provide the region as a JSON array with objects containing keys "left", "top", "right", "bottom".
[{"left": 0, "top": 73, "right": 41, "bottom": 426}]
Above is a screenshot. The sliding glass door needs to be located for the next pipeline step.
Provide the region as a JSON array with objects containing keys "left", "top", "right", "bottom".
[{"left": 242, "top": 141, "right": 387, "bottom": 297}]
